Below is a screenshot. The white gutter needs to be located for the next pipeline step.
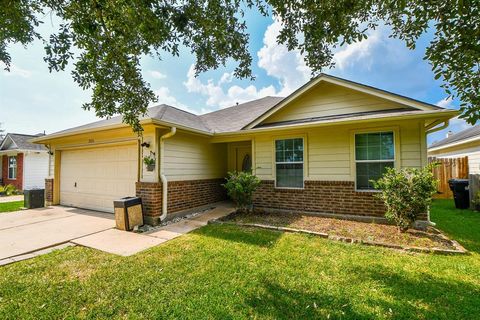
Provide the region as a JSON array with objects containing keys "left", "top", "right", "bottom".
[
  {"left": 159, "top": 127, "right": 176, "bottom": 221},
  {"left": 426, "top": 120, "right": 449, "bottom": 135}
]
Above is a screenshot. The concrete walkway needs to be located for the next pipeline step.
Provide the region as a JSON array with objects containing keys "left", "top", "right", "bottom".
[
  {"left": 1, "top": 202, "right": 235, "bottom": 265},
  {"left": 0, "top": 206, "right": 114, "bottom": 262},
  {"left": 73, "top": 202, "right": 235, "bottom": 256},
  {"left": 0, "top": 195, "right": 24, "bottom": 203}
]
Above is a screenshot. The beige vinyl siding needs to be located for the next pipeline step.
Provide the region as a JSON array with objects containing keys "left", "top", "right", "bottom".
[
  {"left": 253, "top": 120, "right": 425, "bottom": 182},
  {"left": 468, "top": 152, "right": 480, "bottom": 174},
  {"left": 399, "top": 121, "right": 423, "bottom": 169},
  {"left": 262, "top": 82, "right": 409, "bottom": 124},
  {"left": 254, "top": 135, "right": 274, "bottom": 179},
  {"left": 164, "top": 132, "right": 227, "bottom": 181}
]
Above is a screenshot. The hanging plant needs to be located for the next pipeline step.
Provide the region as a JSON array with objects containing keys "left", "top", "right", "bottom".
[{"left": 143, "top": 154, "right": 156, "bottom": 172}]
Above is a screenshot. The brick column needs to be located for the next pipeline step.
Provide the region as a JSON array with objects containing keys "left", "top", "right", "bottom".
[
  {"left": 135, "top": 182, "right": 162, "bottom": 225},
  {"left": 45, "top": 178, "right": 54, "bottom": 206}
]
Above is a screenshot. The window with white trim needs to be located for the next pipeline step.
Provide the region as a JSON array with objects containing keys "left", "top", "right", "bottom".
[
  {"left": 8, "top": 156, "right": 17, "bottom": 180},
  {"left": 275, "top": 138, "right": 304, "bottom": 188},
  {"left": 355, "top": 132, "right": 394, "bottom": 190}
]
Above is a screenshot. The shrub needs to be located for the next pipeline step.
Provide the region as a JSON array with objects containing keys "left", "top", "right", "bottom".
[
  {"left": 222, "top": 171, "right": 261, "bottom": 213},
  {"left": 373, "top": 164, "right": 438, "bottom": 232},
  {"left": 0, "top": 184, "right": 18, "bottom": 196}
]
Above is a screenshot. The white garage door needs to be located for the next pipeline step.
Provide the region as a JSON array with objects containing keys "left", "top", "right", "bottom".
[{"left": 60, "top": 144, "right": 138, "bottom": 213}]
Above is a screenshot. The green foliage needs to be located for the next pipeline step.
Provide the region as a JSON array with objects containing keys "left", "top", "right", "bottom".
[
  {"left": 373, "top": 164, "right": 438, "bottom": 232},
  {"left": 223, "top": 171, "right": 261, "bottom": 212},
  {"left": 0, "top": 184, "right": 18, "bottom": 196},
  {"left": 1, "top": 1, "right": 479, "bottom": 130},
  {"left": 143, "top": 154, "right": 155, "bottom": 166}
]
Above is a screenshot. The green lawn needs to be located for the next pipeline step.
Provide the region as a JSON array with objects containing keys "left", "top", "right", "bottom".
[
  {"left": 0, "top": 199, "right": 479, "bottom": 319},
  {"left": 0, "top": 201, "right": 23, "bottom": 213}
]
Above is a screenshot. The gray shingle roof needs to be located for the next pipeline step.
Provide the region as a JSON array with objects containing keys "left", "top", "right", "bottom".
[
  {"left": 51, "top": 104, "right": 211, "bottom": 136},
  {"left": 40, "top": 98, "right": 285, "bottom": 138},
  {"left": 429, "top": 125, "right": 480, "bottom": 149},
  {"left": 200, "top": 96, "right": 284, "bottom": 132},
  {"left": 1, "top": 133, "right": 47, "bottom": 151}
]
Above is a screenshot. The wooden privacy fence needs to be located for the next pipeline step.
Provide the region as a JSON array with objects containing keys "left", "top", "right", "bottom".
[{"left": 428, "top": 156, "right": 469, "bottom": 198}]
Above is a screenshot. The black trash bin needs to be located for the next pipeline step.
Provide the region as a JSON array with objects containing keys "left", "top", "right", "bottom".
[
  {"left": 24, "top": 189, "right": 45, "bottom": 209},
  {"left": 448, "top": 179, "right": 470, "bottom": 209}
]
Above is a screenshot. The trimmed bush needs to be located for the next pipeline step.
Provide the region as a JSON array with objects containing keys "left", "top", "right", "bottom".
[
  {"left": 373, "top": 164, "right": 438, "bottom": 232},
  {"left": 223, "top": 171, "right": 261, "bottom": 213}
]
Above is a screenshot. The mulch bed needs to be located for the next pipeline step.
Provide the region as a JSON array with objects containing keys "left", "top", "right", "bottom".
[{"left": 215, "top": 210, "right": 467, "bottom": 254}]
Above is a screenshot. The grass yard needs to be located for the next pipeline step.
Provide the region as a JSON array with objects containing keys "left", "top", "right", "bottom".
[
  {"left": 0, "top": 201, "right": 23, "bottom": 213},
  {"left": 0, "top": 199, "right": 479, "bottom": 319}
]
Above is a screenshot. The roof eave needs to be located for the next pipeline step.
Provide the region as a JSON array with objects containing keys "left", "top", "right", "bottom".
[
  {"left": 31, "top": 119, "right": 155, "bottom": 144},
  {"left": 0, "top": 149, "right": 46, "bottom": 155},
  {"left": 428, "top": 134, "right": 480, "bottom": 152},
  {"left": 150, "top": 119, "right": 212, "bottom": 136},
  {"left": 216, "top": 109, "right": 458, "bottom": 136}
]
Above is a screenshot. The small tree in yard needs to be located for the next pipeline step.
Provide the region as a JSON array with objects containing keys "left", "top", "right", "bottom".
[
  {"left": 223, "top": 171, "right": 261, "bottom": 213},
  {"left": 373, "top": 164, "right": 438, "bottom": 232}
]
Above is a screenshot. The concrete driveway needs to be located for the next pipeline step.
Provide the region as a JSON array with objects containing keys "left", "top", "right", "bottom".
[{"left": 0, "top": 206, "right": 114, "bottom": 260}]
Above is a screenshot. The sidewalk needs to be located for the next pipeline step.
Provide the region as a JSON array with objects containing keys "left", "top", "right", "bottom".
[
  {"left": 0, "top": 195, "right": 24, "bottom": 203},
  {"left": 71, "top": 202, "right": 235, "bottom": 256}
]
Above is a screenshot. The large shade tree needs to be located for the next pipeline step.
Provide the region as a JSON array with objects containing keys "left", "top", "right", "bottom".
[{"left": 2, "top": 0, "right": 479, "bottom": 132}]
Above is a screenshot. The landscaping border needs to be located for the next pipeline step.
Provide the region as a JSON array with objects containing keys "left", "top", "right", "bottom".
[{"left": 209, "top": 219, "right": 468, "bottom": 255}]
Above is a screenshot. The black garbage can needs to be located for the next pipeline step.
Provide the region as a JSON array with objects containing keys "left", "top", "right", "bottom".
[
  {"left": 24, "top": 189, "right": 45, "bottom": 209},
  {"left": 448, "top": 179, "right": 470, "bottom": 209},
  {"left": 113, "top": 197, "right": 144, "bottom": 231}
]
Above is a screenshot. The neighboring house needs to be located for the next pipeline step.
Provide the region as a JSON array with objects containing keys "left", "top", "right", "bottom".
[
  {"left": 428, "top": 126, "right": 480, "bottom": 174},
  {"left": 33, "top": 74, "right": 457, "bottom": 225},
  {"left": 0, "top": 133, "right": 49, "bottom": 190}
]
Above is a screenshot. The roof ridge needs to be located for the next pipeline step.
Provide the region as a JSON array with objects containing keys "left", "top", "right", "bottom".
[{"left": 200, "top": 96, "right": 285, "bottom": 117}]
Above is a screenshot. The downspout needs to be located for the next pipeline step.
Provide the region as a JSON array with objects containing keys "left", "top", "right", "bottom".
[{"left": 159, "top": 127, "right": 176, "bottom": 221}]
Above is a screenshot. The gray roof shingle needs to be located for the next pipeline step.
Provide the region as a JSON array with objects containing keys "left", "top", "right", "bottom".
[
  {"left": 1, "top": 133, "right": 47, "bottom": 151},
  {"left": 200, "top": 96, "right": 284, "bottom": 132},
  {"left": 429, "top": 125, "right": 480, "bottom": 149},
  {"left": 42, "top": 97, "right": 285, "bottom": 137}
]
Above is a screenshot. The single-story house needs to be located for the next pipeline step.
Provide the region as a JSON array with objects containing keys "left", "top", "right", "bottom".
[
  {"left": 428, "top": 125, "right": 480, "bottom": 174},
  {"left": 0, "top": 133, "right": 49, "bottom": 190},
  {"left": 33, "top": 74, "right": 457, "bottom": 225}
]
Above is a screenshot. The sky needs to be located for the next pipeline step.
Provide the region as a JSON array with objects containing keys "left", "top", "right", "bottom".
[{"left": 0, "top": 9, "right": 473, "bottom": 145}]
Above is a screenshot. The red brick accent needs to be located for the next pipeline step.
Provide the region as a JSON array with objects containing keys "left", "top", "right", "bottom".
[
  {"left": 135, "top": 182, "right": 162, "bottom": 217},
  {"left": 253, "top": 180, "right": 386, "bottom": 217},
  {"left": 45, "top": 178, "right": 54, "bottom": 205},
  {"left": 1, "top": 154, "right": 23, "bottom": 190},
  {"left": 167, "top": 178, "right": 227, "bottom": 213},
  {"left": 135, "top": 179, "right": 227, "bottom": 220}
]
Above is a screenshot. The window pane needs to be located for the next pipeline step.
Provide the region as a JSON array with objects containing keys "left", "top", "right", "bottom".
[
  {"left": 355, "top": 132, "right": 394, "bottom": 161},
  {"left": 275, "top": 151, "right": 284, "bottom": 162},
  {"left": 381, "top": 133, "right": 394, "bottom": 159},
  {"left": 356, "top": 162, "right": 394, "bottom": 190},
  {"left": 275, "top": 138, "right": 303, "bottom": 163},
  {"left": 276, "top": 163, "right": 303, "bottom": 188},
  {"left": 293, "top": 139, "right": 304, "bottom": 161}
]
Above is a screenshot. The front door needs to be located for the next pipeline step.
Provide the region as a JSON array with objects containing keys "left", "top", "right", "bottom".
[{"left": 236, "top": 146, "right": 251, "bottom": 172}]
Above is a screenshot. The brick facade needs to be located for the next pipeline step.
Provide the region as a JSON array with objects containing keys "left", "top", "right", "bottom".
[
  {"left": 135, "top": 178, "right": 227, "bottom": 224},
  {"left": 45, "top": 178, "right": 54, "bottom": 205},
  {"left": 253, "top": 180, "right": 387, "bottom": 217},
  {"left": 135, "top": 182, "right": 162, "bottom": 218},
  {"left": 1, "top": 154, "right": 23, "bottom": 190},
  {"left": 167, "top": 178, "right": 227, "bottom": 213}
]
